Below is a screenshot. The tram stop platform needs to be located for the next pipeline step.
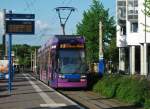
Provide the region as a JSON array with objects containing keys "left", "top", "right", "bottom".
[{"left": 0, "top": 73, "right": 83, "bottom": 109}]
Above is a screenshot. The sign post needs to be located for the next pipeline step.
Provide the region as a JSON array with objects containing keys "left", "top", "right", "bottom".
[
  {"left": 8, "top": 10, "right": 12, "bottom": 94},
  {"left": 5, "top": 12, "right": 35, "bottom": 94}
]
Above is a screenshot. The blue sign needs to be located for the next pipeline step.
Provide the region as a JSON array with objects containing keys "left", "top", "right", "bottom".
[
  {"left": 64, "top": 74, "right": 80, "bottom": 79},
  {"left": 98, "top": 59, "right": 105, "bottom": 76},
  {"left": 5, "top": 14, "right": 35, "bottom": 19},
  {"left": 5, "top": 20, "right": 35, "bottom": 34}
]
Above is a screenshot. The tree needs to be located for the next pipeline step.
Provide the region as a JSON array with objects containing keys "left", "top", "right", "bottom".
[
  {"left": 12, "top": 44, "right": 40, "bottom": 67},
  {"left": 144, "top": 0, "right": 150, "bottom": 17},
  {"left": 76, "top": 0, "right": 116, "bottom": 64}
]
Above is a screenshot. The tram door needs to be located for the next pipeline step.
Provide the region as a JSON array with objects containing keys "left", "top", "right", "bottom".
[{"left": 51, "top": 55, "right": 58, "bottom": 88}]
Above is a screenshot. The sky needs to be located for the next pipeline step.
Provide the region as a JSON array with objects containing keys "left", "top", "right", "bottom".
[{"left": 0, "top": 0, "right": 115, "bottom": 46}]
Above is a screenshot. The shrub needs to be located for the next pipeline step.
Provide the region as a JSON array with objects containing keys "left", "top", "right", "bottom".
[
  {"left": 92, "top": 74, "right": 150, "bottom": 108},
  {"left": 144, "top": 90, "right": 150, "bottom": 109},
  {"left": 144, "top": 99, "right": 150, "bottom": 109},
  {"left": 93, "top": 74, "right": 121, "bottom": 98},
  {"left": 116, "top": 77, "right": 148, "bottom": 105}
]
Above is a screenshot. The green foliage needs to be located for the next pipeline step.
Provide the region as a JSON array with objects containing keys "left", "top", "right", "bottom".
[
  {"left": 12, "top": 44, "right": 40, "bottom": 67},
  {"left": 116, "top": 77, "right": 148, "bottom": 105},
  {"left": 144, "top": 89, "right": 150, "bottom": 109},
  {"left": 76, "top": 0, "right": 116, "bottom": 63},
  {"left": 93, "top": 75, "right": 150, "bottom": 107},
  {"left": 104, "top": 37, "right": 119, "bottom": 64},
  {"left": 144, "top": 98, "right": 150, "bottom": 109},
  {"left": 93, "top": 74, "right": 121, "bottom": 98},
  {"left": 144, "top": 0, "right": 150, "bottom": 17}
]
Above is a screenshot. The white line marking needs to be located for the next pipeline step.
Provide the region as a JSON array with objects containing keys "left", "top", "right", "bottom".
[
  {"left": 40, "top": 104, "right": 67, "bottom": 108},
  {"left": 29, "top": 74, "right": 85, "bottom": 109},
  {"left": 23, "top": 74, "right": 55, "bottom": 104}
]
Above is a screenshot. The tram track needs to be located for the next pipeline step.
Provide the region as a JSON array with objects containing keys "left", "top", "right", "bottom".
[
  {"left": 59, "top": 90, "right": 143, "bottom": 109},
  {"left": 57, "top": 89, "right": 90, "bottom": 109},
  {"left": 30, "top": 73, "right": 143, "bottom": 109}
]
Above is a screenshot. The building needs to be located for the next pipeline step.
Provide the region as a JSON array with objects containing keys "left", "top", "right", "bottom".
[{"left": 116, "top": 0, "right": 150, "bottom": 75}]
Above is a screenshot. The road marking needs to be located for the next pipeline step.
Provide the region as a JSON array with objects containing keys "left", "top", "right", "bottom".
[
  {"left": 40, "top": 104, "right": 67, "bottom": 108},
  {"left": 23, "top": 74, "right": 66, "bottom": 109},
  {"left": 32, "top": 74, "right": 85, "bottom": 109},
  {"left": 23, "top": 73, "right": 67, "bottom": 109},
  {"left": 23, "top": 74, "right": 55, "bottom": 104}
]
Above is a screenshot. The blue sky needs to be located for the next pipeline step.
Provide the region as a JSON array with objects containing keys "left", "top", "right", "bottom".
[{"left": 0, "top": 0, "right": 115, "bottom": 46}]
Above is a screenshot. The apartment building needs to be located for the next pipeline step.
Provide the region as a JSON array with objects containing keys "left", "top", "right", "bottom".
[{"left": 117, "top": 0, "right": 150, "bottom": 75}]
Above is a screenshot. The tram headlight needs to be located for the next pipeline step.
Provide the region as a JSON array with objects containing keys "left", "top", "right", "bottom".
[
  {"left": 59, "top": 74, "right": 65, "bottom": 79},
  {"left": 81, "top": 75, "right": 87, "bottom": 79}
]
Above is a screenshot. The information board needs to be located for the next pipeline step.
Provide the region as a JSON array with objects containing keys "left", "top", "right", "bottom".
[
  {"left": 5, "top": 20, "right": 35, "bottom": 34},
  {"left": 5, "top": 14, "right": 35, "bottom": 19}
]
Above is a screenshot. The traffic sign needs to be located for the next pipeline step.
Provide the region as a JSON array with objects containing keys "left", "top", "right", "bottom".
[
  {"left": 5, "top": 14, "right": 35, "bottom": 19},
  {"left": 5, "top": 20, "right": 35, "bottom": 34}
]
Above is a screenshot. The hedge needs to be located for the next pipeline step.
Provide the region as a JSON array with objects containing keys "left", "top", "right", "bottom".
[{"left": 92, "top": 74, "right": 150, "bottom": 108}]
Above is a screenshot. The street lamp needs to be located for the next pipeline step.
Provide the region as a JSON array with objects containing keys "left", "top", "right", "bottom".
[
  {"left": 143, "top": 0, "right": 148, "bottom": 75},
  {"left": 98, "top": 21, "right": 104, "bottom": 76},
  {"left": 145, "top": 0, "right": 147, "bottom": 43}
]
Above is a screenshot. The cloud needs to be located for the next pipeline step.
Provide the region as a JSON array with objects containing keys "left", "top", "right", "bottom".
[
  {"left": 27, "top": 20, "right": 53, "bottom": 45},
  {"left": 36, "top": 20, "right": 49, "bottom": 30},
  {"left": 35, "top": 20, "right": 51, "bottom": 36},
  {"left": 0, "top": 18, "right": 52, "bottom": 45}
]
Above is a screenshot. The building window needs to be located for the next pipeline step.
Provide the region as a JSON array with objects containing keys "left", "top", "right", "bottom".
[
  {"left": 117, "top": 0, "right": 126, "bottom": 20},
  {"left": 128, "top": 0, "right": 138, "bottom": 21},
  {"left": 130, "top": 22, "right": 138, "bottom": 32},
  {"left": 120, "top": 26, "right": 126, "bottom": 35}
]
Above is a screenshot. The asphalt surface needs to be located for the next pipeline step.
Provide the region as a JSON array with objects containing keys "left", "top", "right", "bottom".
[
  {"left": 0, "top": 73, "right": 144, "bottom": 109},
  {"left": 0, "top": 73, "right": 84, "bottom": 109}
]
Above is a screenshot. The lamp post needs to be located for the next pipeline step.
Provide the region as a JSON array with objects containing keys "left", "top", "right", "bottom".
[
  {"left": 98, "top": 21, "right": 104, "bottom": 76},
  {"left": 143, "top": 0, "right": 148, "bottom": 75}
]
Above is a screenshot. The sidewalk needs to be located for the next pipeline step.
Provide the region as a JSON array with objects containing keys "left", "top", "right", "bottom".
[{"left": 0, "top": 73, "right": 83, "bottom": 109}]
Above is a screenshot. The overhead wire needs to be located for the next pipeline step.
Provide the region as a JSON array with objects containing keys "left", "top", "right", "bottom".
[
  {"left": 61, "top": 0, "right": 76, "bottom": 34},
  {"left": 39, "top": 0, "right": 75, "bottom": 43},
  {"left": 24, "top": 0, "right": 32, "bottom": 12},
  {"left": 66, "top": 0, "right": 73, "bottom": 6},
  {"left": 61, "top": 0, "right": 67, "bottom": 5},
  {"left": 23, "top": 0, "right": 48, "bottom": 44}
]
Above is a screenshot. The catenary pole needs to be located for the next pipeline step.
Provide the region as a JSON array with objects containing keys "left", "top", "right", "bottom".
[{"left": 98, "top": 21, "right": 104, "bottom": 76}]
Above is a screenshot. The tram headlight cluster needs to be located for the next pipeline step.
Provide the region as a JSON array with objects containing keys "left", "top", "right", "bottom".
[
  {"left": 81, "top": 75, "right": 87, "bottom": 79},
  {"left": 59, "top": 74, "right": 65, "bottom": 79}
]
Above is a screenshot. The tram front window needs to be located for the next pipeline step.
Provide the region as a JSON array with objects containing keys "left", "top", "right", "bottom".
[{"left": 59, "top": 50, "right": 86, "bottom": 74}]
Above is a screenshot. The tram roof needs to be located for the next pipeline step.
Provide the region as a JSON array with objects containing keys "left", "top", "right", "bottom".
[{"left": 38, "top": 35, "right": 85, "bottom": 52}]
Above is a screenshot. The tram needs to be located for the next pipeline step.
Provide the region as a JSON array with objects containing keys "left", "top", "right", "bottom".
[{"left": 38, "top": 35, "right": 88, "bottom": 88}]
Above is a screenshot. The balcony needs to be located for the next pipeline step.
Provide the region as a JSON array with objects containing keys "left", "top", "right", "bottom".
[
  {"left": 117, "top": 0, "right": 126, "bottom": 22},
  {"left": 128, "top": 0, "right": 138, "bottom": 21}
]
